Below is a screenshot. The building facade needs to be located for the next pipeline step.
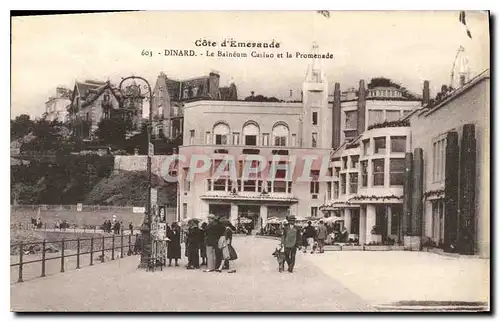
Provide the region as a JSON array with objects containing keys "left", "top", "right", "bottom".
[
  {"left": 178, "top": 56, "right": 331, "bottom": 230},
  {"left": 321, "top": 78, "right": 423, "bottom": 245},
  {"left": 68, "top": 80, "right": 143, "bottom": 139},
  {"left": 151, "top": 71, "right": 238, "bottom": 141},
  {"left": 44, "top": 87, "right": 72, "bottom": 123}
]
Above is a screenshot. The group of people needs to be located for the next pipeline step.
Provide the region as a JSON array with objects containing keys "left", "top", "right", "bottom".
[
  {"left": 101, "top": 220, "right": 134, "bottom": 235},
  {"left": 163, "top": 215, "right": 237, "bottom": 273}
]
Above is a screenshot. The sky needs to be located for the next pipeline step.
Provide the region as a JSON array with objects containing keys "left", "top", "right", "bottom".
[{"left": 11, "top": 11, "right": 490, "bottom": 119}]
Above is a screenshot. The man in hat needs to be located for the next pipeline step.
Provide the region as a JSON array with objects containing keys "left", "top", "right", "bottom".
[
  {"left": 186, "top": 219, "right": 201, "bottom": 269},
  {"left": 203, "top": 214, "right": 225, "bottom": 272},
  {"left": 280, "top": 215, "right": 302, "bottom": 273}
]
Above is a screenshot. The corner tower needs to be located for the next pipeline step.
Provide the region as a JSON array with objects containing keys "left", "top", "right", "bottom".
[{"left": 301, "top": 42, "right": 330, "bottom": 149}]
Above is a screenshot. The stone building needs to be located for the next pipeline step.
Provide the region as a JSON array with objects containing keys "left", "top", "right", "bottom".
[
  {"left": 67, "top": 80, "right": 143, "bottom": 139},
  {"left": 178, "top": 49, "right": 331, "bottom": 230},
  {"left": 151, "top": 71, "right": 238, "bottom": 141},
  {"left": 321, "top": 78, "right": 423, "bottom": 245},
  {"left": 44, "top": 87, "right": 72, "bottom": 123}
]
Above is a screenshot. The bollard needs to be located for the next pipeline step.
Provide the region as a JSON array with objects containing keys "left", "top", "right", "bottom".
[
  {"left": 76, "top": 237, "right": 80, "bottom": 269},
  {"left": 101, "top": 236, "right": 105, "bottom": 262},
  {"left": 41, "top": 240, "right": 46, "bottom": 277},
  {"left": 18, "top": 243, "right": 24, "bottom": 283},
  {"left": 120, "top": 234, "right": 124, "bottom": 258},
  {"left": 60, "top": 238, "right": 65, "bottom": 273},
  {"left": 90, "top": 237, "right": 94, "bottom": 266},
  {"left": 111, "top": 235, "right": 115, "bottom": 260}
]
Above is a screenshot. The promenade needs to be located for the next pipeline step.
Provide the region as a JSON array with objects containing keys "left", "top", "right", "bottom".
[{"left": 10, "top": 236, "right": 489, "bottom": 312}]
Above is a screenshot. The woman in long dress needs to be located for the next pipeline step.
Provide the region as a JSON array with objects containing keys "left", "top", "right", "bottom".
[{"left": 167, "top": 222, "right": 182, "bottom": 266}]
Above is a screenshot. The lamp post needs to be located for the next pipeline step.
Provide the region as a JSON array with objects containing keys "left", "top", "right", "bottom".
[{"left": 118, "top": 76, "right": 153, "bottom": 269}]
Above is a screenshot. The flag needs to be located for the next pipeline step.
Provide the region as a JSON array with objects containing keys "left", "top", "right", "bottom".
[
  {"left": 317, "top": 11, "right": 330, "bottom": 18},
  {"left": 459, "top": 11, "right": 472, "bottom": 38}
]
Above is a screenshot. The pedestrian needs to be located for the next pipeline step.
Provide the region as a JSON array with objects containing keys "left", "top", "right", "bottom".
[
  {"left": 303, "top": 221, "right": 317, "bottom": 254},
  {"left": 316, "top": 220, "right": 328, "bottom": 253},
  {"left": 129, "top": 222, "right": 134, "bottom": 235},
  {"left": 216, "top": 219, "right": 235, "bottom": 272},
  {"left": 186, "top": 219, "right": 201, "bottom": 269},
  {"left": 203, "top": 214, "right": 224, "bottom": 272},
  {"left": 280, "top": 215, "right": 302, "bottom": 273},
  {"left": 199, "top": 222, "right": 207, "bottom": 266},
  {"left": 120, "top": 221, "right": 124, "bottom": 235},
  {"left": 167, "top": 222, "right": 182, "bottom": 266}
]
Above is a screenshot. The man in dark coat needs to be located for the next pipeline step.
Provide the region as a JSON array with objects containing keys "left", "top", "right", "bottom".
[
  {"left": 280, "top": 215, "right": 302, "bottom": 273},
  {"left": 186, "top": 219, "right": 202, "bottom": 269},
  {"left": 203, "top": 215, "right": 225, "bottom": 272},
  {"left": 167, "top": 222, "right": 182, "bottom": 266}
]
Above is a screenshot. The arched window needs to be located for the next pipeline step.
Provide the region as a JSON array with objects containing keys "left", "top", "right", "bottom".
[
  {"left": 213, "top": 122, "right": 230, "bottom": 145},
  {"left": 272, "top": 123, "right": 289, "bottom": 147},
  {"left": 243, "top": 122, "right": 259, "bottom": 146}
]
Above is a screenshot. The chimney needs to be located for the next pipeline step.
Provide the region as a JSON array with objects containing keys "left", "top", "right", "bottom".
[
  {"left": 208, "top": 72, "right": 220, "bottom": 99},
  {"left": 422, "top": 80, "right": 430, "bottom": 106},
  {"left": 332, "top": 82, "right": 341, "bottom": 149},
  {"left": 357, "top": 80, "right": 366, "bottom": 135}
]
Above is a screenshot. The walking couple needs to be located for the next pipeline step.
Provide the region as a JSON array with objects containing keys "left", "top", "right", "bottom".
[{"left": 203, "top": 214, "right": 237, "bottom": 273}]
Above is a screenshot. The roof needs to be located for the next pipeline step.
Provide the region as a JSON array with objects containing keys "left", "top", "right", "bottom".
[
  {"left": 75, "top": 81, "right": 105, "bottom": 99},
  {"left": 419, "top": 69, "right": 490, "bottom": 118}
]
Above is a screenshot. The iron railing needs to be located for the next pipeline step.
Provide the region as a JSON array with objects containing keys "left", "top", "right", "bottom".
[{"left": 10, "top": 233, "right": 141, "bottom": 283}]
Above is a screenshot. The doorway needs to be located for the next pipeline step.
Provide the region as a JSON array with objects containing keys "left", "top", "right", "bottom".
[
  {"left": 209, "top": 204, "right": 231, "bottom": 219},
  {"left": 238, "top": 205, "right": 260, "bottom": 230}
]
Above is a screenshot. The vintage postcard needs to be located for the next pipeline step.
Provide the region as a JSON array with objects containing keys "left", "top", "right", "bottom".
[{"left": 10, "top": 11, "right": 490, "bottom": 312}]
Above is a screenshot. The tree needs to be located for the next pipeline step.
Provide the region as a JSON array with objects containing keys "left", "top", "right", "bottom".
[
  {"left": 20, "top": 118, "right": 65, "bottom": 153},
  {"left": 94, "top": 117, "right": 130, "bottom": 148},
  {"left": 11, "top": 114, "right": 34, "bottom": 141}
]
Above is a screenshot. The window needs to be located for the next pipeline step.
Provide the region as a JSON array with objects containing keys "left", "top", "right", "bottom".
[
  {"left": 386, "top": 110, "right": 400, "bottom": 122},
  {"left": 311, "top": 207, "right": 318, "bottom": 218},
  {"left": 215, "top": 134, "right": 227, "bottom": 145},
  {"left": 243, "top": 123, "right": 259, "bottom": 146},
  {"left": 310, "top": 182, "right": 319, "bottom": 194},
  {"left": 245, "top": 135, "right": 257, "bottom": 146},
  {"left": 213, "top": 123, "right": 229, "bottom": 145},
  {"left": 391, "top": 136, "right": 406, "bottom": 153},
  {"left": 390, "top": 159, "right": 405, "bottom": 186},
  {"left": 340, "top": 174, "right": 346, "bottom": 194},
  {"left": 335, "top": 167, "right": 340, "bottom": 177},
  {"left": 184, "top": 174, "right": 190, "bottom": 192},
  {"left": 433, "top": 138, "right": 446, "bottom": 182},
  {"left": 374, "top": 137, "right": 386, "bottom": 154},
  {"left": 312, "top": 112, "right": 318, "bottom": 125},
  {"left": 291, "top": 134, "right": 297, "bottom": 147},
  {"left": 345, "top": 110, "right": 357, "bottom": 129},
  {"left": 432, "top": 200, "right": 445, "bottom": 244},
  {"left": 312, "top": 132, "right": 317, "bottom": 147},
  {"left": 368, "top": 110, "right": 384, "bottom": 126},
  {"left": 189, "top": 130, "right": 195, "bottom": 145},
  {"left": 273, "top": 124, "right": 289, "bottom": 147},
  {"left": 349, "top": 173, "right": 358, "bottom": 194},
  {"left": 183, "top": 203, "right": 188, "bottom": 219},
  {"left": 363, "top": 139, "right": 370, "bottom": 156},
  {"left": 213, "top": 179, "right": 226, "bottom": 191},
  {"left": 262, "top": 133, "right": 269, "bottom": 146},
  {"left": 342, "top": 157, "right": 348, "bottom": 169},
  {"left": 274, "top": 181, "right": 287, "bottom": 193},
  {"left": 361, "top": 161, "right": 368, "bottom": 187},
  {"left": 327, "top": 182, "right": 332, "bottom": 200},
  {"left": 205, "top": 132, "right": 211, "bottom": 144},
  {"left": 243, "top": 180, "right": 257, "bottom": 192},
  {"left": 390, "top": 204, "right": 403, "bottom": 235},
  {"left": 233, "top": 132, "right": 240, "bottom": 145},
  {"left": 351, "top": 155, "right": 359, "bottom": 169},
  {"left": 333, "top": 182, "right": 339, "bottom": 198},
  {"left": 373, "top": 159, "right": 385, "bottom": 186}
]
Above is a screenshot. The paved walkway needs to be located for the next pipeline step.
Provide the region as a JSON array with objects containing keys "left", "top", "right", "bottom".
[
  {"left": 10, "top": 236, "right": 372, "bottom": 312},
  {"left": 304, "top": 250, "right": 490, "bottom": 306}
]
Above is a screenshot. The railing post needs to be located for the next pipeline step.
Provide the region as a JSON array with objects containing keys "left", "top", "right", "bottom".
[
  {"left": 140, "top": 233, "right": 144, "bottom": 255},
  {"left": 111, "top": 235, "right": 115, "bottom": 260},
  {"left": 94, "top": 226, "right": 96, "bottom": 233},
  {"left": 41, "top": 240, "right": 46, "bottom": 277},
  {"left": 60, "top": 238, "right": 65, "bottom": 273},
  {"left": 84, "top": 227, "right": 86, "bottom": 233},
  {"left": 76, "top": 237, "right": 81, "bottom": 269},
  {"left": 18, "top": 243, "right": 24, "bottom": 283},
  {"left": 120, "top": 234, "right": 124, "bottom": 258},
  {"left": 90, "top": 237, "right": 94, "bottom": 266},
  {"left": 101, "top": 236, "right": 105, "bottom": 262},
  {"left": 128, "top": 234, "right": 132, "bottom": 254}
]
